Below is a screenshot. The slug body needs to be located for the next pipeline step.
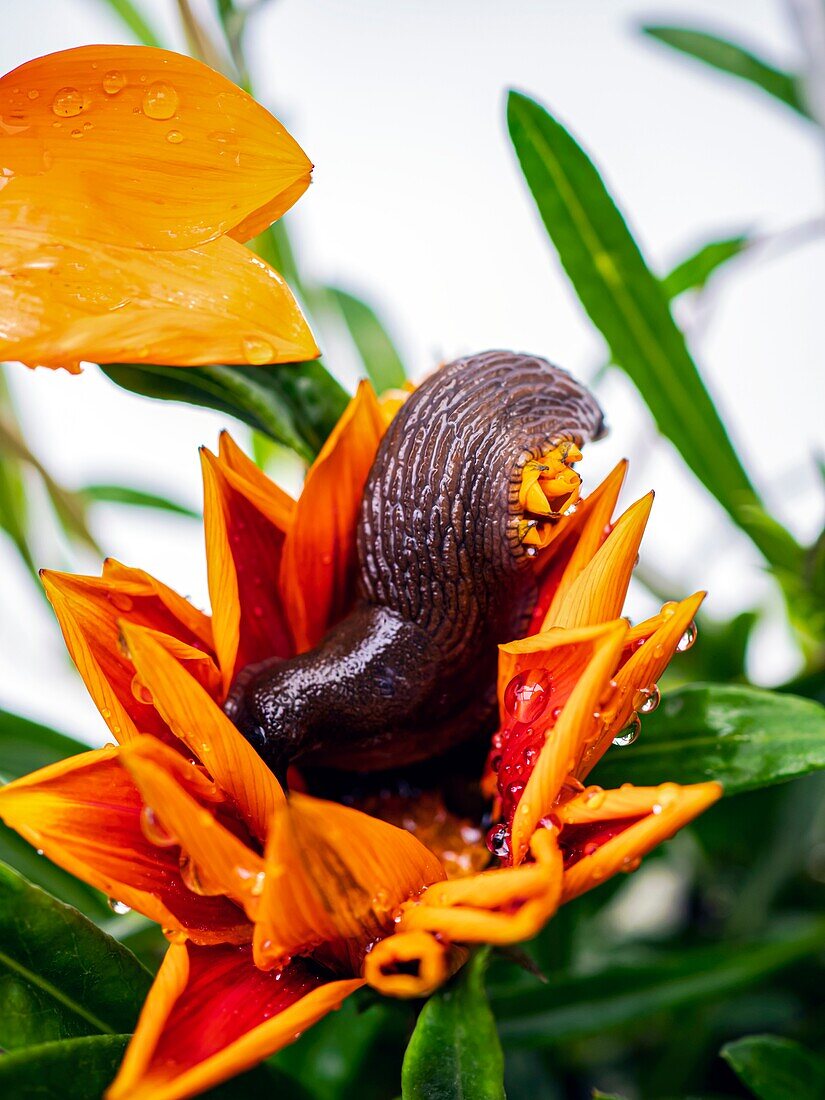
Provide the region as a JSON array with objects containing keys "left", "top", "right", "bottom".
[{"left": 229, "top": 351, "right": 604, "bottom": 777}]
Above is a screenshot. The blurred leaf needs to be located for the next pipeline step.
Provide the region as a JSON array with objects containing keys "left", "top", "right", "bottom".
[
  {"left": 721, "top": 1035, "right": 825, "bottom": 1099},
  {"left": 327, "top": 287, "right": 407, "bottom": 392},
  {"left": 97, "top": 0, "right": 161, "bottom": 47},
  {"left": 0, "top": 706, "right": 88, "bottom": 781},
  {"left": 402, "top": 948, "right": 505, "bottom": 1100},
  {"left": 506, "top": 91, "right": 804, "bottom": 585},
  {"left": 0, "top": 862, "right": 151, "bottom": 1049},
  {"left": 0, "top": 825, "right": 109, "bottom": 921},
  {"left": 494, "top": 919, "right": 825, "bottom": 1045},
  {"left": 642, "top": 26, "right": 810, "bottom": 118},
  {"left": 0, "top": 1034, "right": 130, "bottom": 1099},
  {"left": 101, "top": 361, "right": 348, "bottom": 461},
  {"left": 592, "top": 684, "right": 825, "bottom": 794},
  {"left": 662, "top": 234, "right": 749, "bottom": 298},
  {"left": 0, "top": 446, "right": 36, "bottom": 580},
  {"left": 662, "top": 610, "right": 757, "bottom": 686},
  {"left": 80, "top": 483, "right": 199, "bottom": 519}
]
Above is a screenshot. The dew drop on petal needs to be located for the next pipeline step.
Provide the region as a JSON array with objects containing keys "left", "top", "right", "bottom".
[
  {"left": 140, "top": 805, "right": 177, "bottom": 847},
  {"left": 27, "top": 89, "right": 39, "bottom": 101},
  {"left": 634, "top": 684, "right": 661, "bottom": 715},
  {"left": 583, "top": 785, "right": 605, "bottom": 809},
  {"left": 102, "top": 70, "right": 126, "bottom": 95},
  {"left": 613, "top": 713, "right": 641, "bottom": 747},
  {"left": 676, "top": 621, "right": 698, "bottom": 652},
  {"left": 486, "top": 823, "right": 510, "bottom": 859},
  {"left": 130, "top": 674, "right": 153, "bottom": 705},
  {"left": 143, "top": 82, "right": 178, "bottom": 120},
  {"left": 242, "top": 336, "right": 274, "bottom": 365},
  {"left": 503, "top": 668, "right": 553, "bottom": 724},
  {"left": 166, "top": 129, "right": 183, "bottom": 143},
  {"left": 52, "top": 87, "right": 86, "bottom": 117},
  {"left": 107, "top": 897, "right": 131, "bottom": 915}
]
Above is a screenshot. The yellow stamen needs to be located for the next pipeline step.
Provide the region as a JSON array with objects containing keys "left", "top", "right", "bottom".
[{"left": 518, "top": 442, "right": 583, "bottom": 549}]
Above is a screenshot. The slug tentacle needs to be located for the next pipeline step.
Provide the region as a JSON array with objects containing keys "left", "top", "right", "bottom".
[{"left": 229, "top": 350, "right": 604, "bottom": 777}]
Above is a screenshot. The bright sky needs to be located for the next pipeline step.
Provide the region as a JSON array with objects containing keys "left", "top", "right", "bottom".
[{"left": 1, "top": 0, "right": 822, "bottom": 743}]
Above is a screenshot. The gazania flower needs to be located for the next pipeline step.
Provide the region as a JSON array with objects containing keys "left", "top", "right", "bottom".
[
  {"left": 0, "top": 380, "right": 720, "bottom": 1100},
  {"left": 0, "top": 46, "right": 317, "bottom": 371}
]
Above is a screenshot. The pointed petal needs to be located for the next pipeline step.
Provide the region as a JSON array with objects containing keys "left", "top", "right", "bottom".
[
  {"left": 1, "top": 46, "right": 311, "bottom": 250},
  {"left": 279, "top": 381, "right": 386, "bottom": 651},
  {"left": 550, "top": 493, "right": 653, "bottom": 630},
  {"left": 253, "top": 793, "right": 445, "bottom": 970},
  {"left": 41, "top": 564, "right": 214, "bottom": 744},
  {"left": 202, "top": 441, "right": 296, "bottom": 693},
  {"left": 559, "top": 781, "right": 722, "bottom": 902},
  {"left": 0, "top": 748, "right": 250, "bottom": 943},
  {"left": 122, "top": 622, "right": 284, "bottom": 842},
  {"left": 108, "top": 942, "right": 361, "bottom": 1100},
  {"left": 1, "top": 228, "right": 318, "bottom": 371}
]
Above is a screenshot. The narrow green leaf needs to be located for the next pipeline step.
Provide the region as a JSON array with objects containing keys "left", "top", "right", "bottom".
[
  {"left": 721, "top": 1035, "right": 825, "bottom": 1100},
  {"left": 80, "top": 483, "right": 199, "bottom": 519},
  {"left": 97, "top": 0, "right": 162, "bottom": 48},
  {"left": 494, "top": 919, "right": 825, "bottom": 1045},
  {"left": 591, "top": 683, "right": 825, "bottom": 795},
  {"left": 402, "top": 948, "right": 505, "bottom": 1100},
  {"left": 643, "top": 26, "right": 810, "bottom": 118},
  {"left": 0, "top": 862, "right": 152, "bottom": 1050},
  {"left": 661, "top": 234, "right": 748, "bottom": 299},
  {"left": 506, "top": 91, "right": 802, "bottom": 576},
  {"left": 0, "top": 450, "right": 37, "bottom": 580},
  {"left": 327, "top": 287, "right": 407, "bottom": 392},
  {"left": 0, "top": 707, "right": 88, "bottom": 781},
  {"left": 0, "top": 1034, "right": 130, "bottom": 1099},
  {"left": 101, "top": 361, "right": 348, "bottom": 460}
]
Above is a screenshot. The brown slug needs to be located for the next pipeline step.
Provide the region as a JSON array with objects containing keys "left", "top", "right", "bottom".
[{"left": 226, "top": 350, "right": 604, "bottom": 779}]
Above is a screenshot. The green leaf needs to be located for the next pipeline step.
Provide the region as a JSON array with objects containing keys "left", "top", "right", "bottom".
[
  {"left": 402, "top": 948, "right": 505, "bottom": 1100},
  {"left": 494, "top": 919, "right": 825, "bottom": 1046},
  {"left": 101, "top": 361, "right": 348, "bottom": 461},
  {"left": 591, "top": 683, "right": 825, "bottom": 795},
  {"left": 0, "top": 862, "right": 152, "bottom": 1050},
  {"left": 721, "top": 1035, "right": 825, "bottom": 1100},
  {"left": 661, "top": 234, "right": 749, "bottom": 299},
  {"left": 0, "top": 1034, "right": 130, "bottom": 1099},
  {"left": 642, "top": 26, "right": 810, "bottom": 118},
  {"left": 0, "top": 825, "right": 109, "bottom": 922},
  {"left": 505, "top": 91, "right": 802, "bottom": 577},
  {"left": 0, "top": 447, "right": 36, "bottom": 581},
  {"left": 327, "top": 287, "right": 407, "bottom": 392},
  {"left": 80, "top": 483, "right": 199, "bottom": 519},
  {"left": 0, "top": 707, "right": 88, "bottom": 781}
]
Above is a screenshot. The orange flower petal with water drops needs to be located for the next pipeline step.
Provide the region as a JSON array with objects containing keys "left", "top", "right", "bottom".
[
  {"left": 0, "top": 747, "right": 250, "bottom": 944},
  {"left": 201, "top": 439, "right": 296, "bottom": 694},
  {"left": 41, "top": 563, "right": 214, "bottom": 744},
  {"left": 253, "top": 792, "right": 445, "bottom": 972},
  {"left": 122, "top": 622, "right": 284, "bottom": 842},
  {"left": 108, "top": 941, "right": 362, "bottom": 1100},
  {"left": 280, "top": 381, "right": 387, "bottom": 651},
  {"left": 0, "top": 227, "right": 318, "bottom": 371},
  {"left": 558, "top": 781, "right": 722, "bottom": 902},
  {"left": 0, "top": 45, "right": 311, "bottom": 249}
]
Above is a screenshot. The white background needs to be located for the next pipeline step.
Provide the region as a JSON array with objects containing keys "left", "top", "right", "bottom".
[{"left": 1, "top": 0, "right": 823, "bottom": 744}]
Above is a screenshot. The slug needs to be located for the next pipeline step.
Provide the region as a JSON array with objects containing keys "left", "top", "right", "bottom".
[{"left": 227, "top": 350, "right": 604, "bottom": 779}]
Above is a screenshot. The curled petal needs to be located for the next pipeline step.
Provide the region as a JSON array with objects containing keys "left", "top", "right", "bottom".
[
  {"left": 363, "top": 930, "right": 457, "bottom": 999},
  {"left": 201, "top": 436, "right": 296, "bottom": 694},
  {"left": 0, "top": 228, "right": 318, "bottom": 371},
  {"left": 41, "top": 563, "right": 214, "bottom": 744},
  {"left": 279, "top": 381, "right": 387, "bottom": 651},
  {"left": 108, "top": 942, "right": 362, "bottom": 1100},
  {"left": 1, "top": 46, "right": 311, "bottom": 250},
  {"left": 0, "top": 748, "right": 250, "bottom": 944},
  {"left": 121, "top": 622, "right": 284, "bottom": 842},
  {"left": 254, "top": 793, "right": 445, "bottom": 970}
]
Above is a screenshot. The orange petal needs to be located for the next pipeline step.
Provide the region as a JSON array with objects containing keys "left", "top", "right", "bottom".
[
  {"left": 41, "top": 563, "right": 215, "bottom": 744},
  {"left": 201, "top": 439, "right": 296, "bottom": 694},
  {"left": 510, "top": 621, "right": 628, "bottom": 864},
  {"left": 122, "top": 622, "right": 284, "bottom": 843},
  {"left": 253, "top": 793, "right": 445, "bottom": 971},
  {"left": 558, "top": 781, "right": 722, "bottom": 902},
  {"left": 279, "top": 381, "right": 386, "bottom": 651},
  {"left": 0, "top": 227, "right": 318, "bottom": 371},
  {"left": 549, "top": 493, "right": 653, "bottom": 630},
  {"left": 121, "top": 738, "right": 265, "bottom": 916},
  {"left": 108, "top": 942, "right": 362, "bottom": 1100},
  {"left": 1, "top": 46, "right": 311, "bottom": 250},
  {"left": 363, "top": 930, "right": 458, "bottom": 998},
  {"left": 0, "top": 748, "right": 250, "bottom": 944}
]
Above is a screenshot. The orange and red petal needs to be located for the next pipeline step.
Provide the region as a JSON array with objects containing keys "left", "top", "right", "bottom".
[
  {"left": 279, "top": 381, "right": 387, "bottom": 652},
  {"left": 108, "top": 942, "right": 362, "bottom": 1100},
  {"left": 1, "top": 46, "right": 311, "bottom": 251},
  {"left": 0, "top": 748, "right": 250, "bottom": 944}
]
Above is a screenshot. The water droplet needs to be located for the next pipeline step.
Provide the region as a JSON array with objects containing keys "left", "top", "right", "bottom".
[
  {"left": 166, "top": 128, "right": 183, "bottom": 143},
  {"left": 100, "top": 707, "right": 112, "bottom": 720},
  {"left": 107, "top": 897, "right": 131, "bottom": 915},
  {"left": 130, "top": 674, "right": 153, "bottom": 705},
  {"left": 70, "top": 128, "right": 83, "bottom": 138},
  {"left": 486, "top": 824, "right": 511, "bottom": 858},
  {"left": 504, "top": 668, "right": 553, "bottom": 724},
  {"left": 676, "top": 621, "right": 697, "bottom": 652},
  {"left": 108, "top": 591, "right": 134, "bottom": 612},
  {"left": 140, "top": 805, "right": 177, "bottom": 847},
  {"left": 583, "top": 785, "right": 605, "bottom": 809},
  {"left": 651, "top": 803, "right": 663, "bottom": 815},
  {"left": 179, "top": 854, "right": 207, "bottom": 895},
  {"left": 621, "top": 856, "right": 642, "bottom": 873},
  {"left": 142, "top": 82, "right": 178, "bottom": 120},
  {"left": 27, "top": 89, "right": 39, "bottom": 101},
  {"left": 52, "top": 87, "right": 86, "bottom": 117},
  {"left": 242, "top": 336, "right": 274, "bottom": 365},
  {"left": 613, "top": 714, "right": 641, "bottom": 747},
  {"left": 163, "top": 927, "right": 188, "bottom": 944},
  {"left": 634, "top": 684, "right": 661, "bottom": 715},
  {"left": 36, "top": 848, "right": 45, "bottom": 857},
  {"left": 102, "top": 70, "right": 126, "bottom": 95}
]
